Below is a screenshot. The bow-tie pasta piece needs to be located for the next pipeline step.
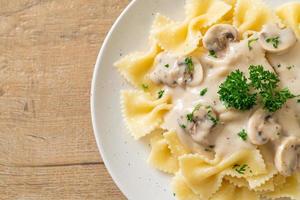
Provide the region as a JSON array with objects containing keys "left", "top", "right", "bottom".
[
  {"left": 233, "top": 0, "right": 280, "bottom": 33},
  {"left": 276, "top": 2, "right": 300, "bottom": 38},
  {"left": 121, "top": 90, "right": 172, "bottom": 139},
  {"left": 179, "top": 150, "right": 266, "bottom": 199},
  {"left": 163, "top": 131, "right": 191, "bottom": 157},
  {"left": 210, "top": 181, "right": 259, "bottom": 200},
  {"left": 115, "top": 42, "right": 162, "bottom": 91},
  {"left": 246, "top": 163, "right": 277, "bottom": 189},
  {"left": 148, "top": 131, "right": 179, "bottom": 174},
  {"left": 262, "top": 174, "right": 300, "bottom": 200},
  {"left": 171, "top": 173, "right": 201, "bottom": 200},
  {"left": 152, "top": 0, "right": 231, "bottom": 55}
]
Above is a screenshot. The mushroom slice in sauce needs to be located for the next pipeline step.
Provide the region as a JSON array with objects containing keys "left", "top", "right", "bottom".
[
  {"left": 247, "top": 108, "right": 281, "bottom": 145},
  {"left": 203, "top": 24, "right": 239, "bottom": 52},
  {"left": 259, "top": 23, "right": 297, "bottom": 54},
  {"left": 275, "top": 136, "right": 300, "bottom": 176},
  {"left": 149, "top": 52, "right": 203, "bottom": 87},
  {"left": 178, "top": 105, "right": 218, "bottom": 145}
]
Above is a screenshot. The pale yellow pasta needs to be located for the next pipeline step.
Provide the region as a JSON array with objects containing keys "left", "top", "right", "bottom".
[
  {"left": 152, "top": 0, "right": 231, "bottom": 55},
  {"left": 224, "top": 176, "right": 248, "bottom": 188},
  {"left": 246, "top": 163, "right": 277, "bottom": 189},
  {"left": 179, "top": 150, "right": 266, "bottom": 198},
  {"left": 148, "top": 131, "right": 179, "bottom": 173},
  {"left": 114, "top": 42, "right": 161, "bottom": 90},
  {"left": 233, "top": 0, "right": 279, "bottom": 33},
  {"left": 210, "top": 181, "right": 259, "bottom": 200},
  {"left": 121, "top": 90, "right": 172, "bottom": 139},
  {"left": 253, "top": 178, "right": 274, "bottom": 192},
  {"left": 117, "top": 0, "right": 300, "bottom": 199},
  {"left": 276, "top": 2, "right": 300, "bottom": 38},
  {"left": 163, "top": 131, "right": 191, "bottom": 157},
  {"left": 262, "top": 174, "right": 300, "bottom": 200},
  {"left": 171, "top": 173, "right": 201, "bottom": 200},
  {"left": 185, "top": 0, "right": 231, "bottom": 21}
]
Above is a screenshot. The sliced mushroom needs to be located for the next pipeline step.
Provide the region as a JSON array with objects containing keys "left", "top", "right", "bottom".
[
  {"left": 259, "top": 23, "right": 297, "bottom": 54},
  {"left": 149, "top": 52, "right": 203, "bottom": 87},
  {"left": 203, "top": 24, "right": 239, "bottom": 52},
  {"left": 275, "top": 136, "right": 300, "bottom": 176},
  {"left": 247, "top": 108, "right": 281, "bottom": 145},
  {"left": 178, "top": 105, "right": 218, "bottom": 145}
]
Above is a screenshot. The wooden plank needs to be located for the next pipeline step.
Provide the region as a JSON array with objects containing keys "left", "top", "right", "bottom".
[
  {"left": 0, "top": 0, "right": 128, "bottom": 166},
  {"left": 2, "top": 163, "right": 126, "bottom": 200},
  {"left": 0, "top": 0, "right": 129, "bottom": 199}
]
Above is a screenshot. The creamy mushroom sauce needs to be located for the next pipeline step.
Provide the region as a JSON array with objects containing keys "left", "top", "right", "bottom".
[{"left": 149, "top": 23, "right": 300, "bottom": 176}]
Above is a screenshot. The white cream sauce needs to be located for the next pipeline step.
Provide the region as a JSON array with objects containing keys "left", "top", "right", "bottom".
[{"left": 149, "top": 24, "right": 300, "bottom": 175}]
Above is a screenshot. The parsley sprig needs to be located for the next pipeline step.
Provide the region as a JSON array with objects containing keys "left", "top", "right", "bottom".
[
  {"left": 218, "top": 70, "right": 257, "bottom": 110},
  {"left": 249, "top": 65, "right": 295, "bottom": 112},
  {"left": 218, "top": 65, "right": 296, "bottom": 112}
]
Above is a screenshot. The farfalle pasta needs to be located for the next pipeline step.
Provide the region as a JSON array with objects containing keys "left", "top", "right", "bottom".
[{"left": 116, "top": 0, "right": 300, "bottom": 199}]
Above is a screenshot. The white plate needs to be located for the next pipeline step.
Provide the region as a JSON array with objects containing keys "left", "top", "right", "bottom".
[{"left": 91, "top": 0, "right": 297, "bottom": 199}]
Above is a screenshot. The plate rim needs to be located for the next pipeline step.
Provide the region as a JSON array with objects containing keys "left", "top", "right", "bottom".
[{"left": 90, "top": 0, "right": 136, "bottom": 198}]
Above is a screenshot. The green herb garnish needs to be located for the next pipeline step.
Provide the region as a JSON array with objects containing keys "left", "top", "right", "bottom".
[
  {"left": 297, "top": 99, "right": 300, "bottom": 103},
  {"left": 209, "top": 50, "right": 217, "bottom": 58},
  {"left": 247, "top": 38, "right": 258, "bottom": 50},
  {"left": 157, "top": 89, "right": 165, "bottom": 99},
  {"left": 238, "top": 129, "right": 247, "bottom": 141},
  {"left": 218, "top": 70, "right": 256, "bottom": 110},
  {"left": 186, "top": 113, "right": 193, "bottom": 122},
  {"left": 141, "top": 84, "right": 149, "bottom": 90},
  {"left": 207, "top": 106, "right": 219, "bottom": 125},
  {"left": 200, "top": 88, "right": 208, "bottom": 96},
  {"left": 165, "top": 64, "right": 170, "bottom": 68},
  {"left": 184, "top": 57, "right": 194, "bottom": 73},
  {"left": 180, "top": 124, "right": 186, "bottom": 129},
  {"left": 266, "top": 36, "right": 280, "bottom": 48},
  {"left": 233, "top": 164, "right": 248, "bottom": 174},
  {"left": 249, "top": 65, "right": 295, "bottom": 112}
]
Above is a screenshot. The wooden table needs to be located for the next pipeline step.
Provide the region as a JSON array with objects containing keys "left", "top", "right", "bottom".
[{"left": 1, "top": 0, "right": 128, "bottom": 199}]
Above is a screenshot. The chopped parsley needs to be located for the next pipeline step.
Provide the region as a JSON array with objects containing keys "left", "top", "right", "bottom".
[
  {"left": 184, "top": 57, "right": 194, "bottom": 73},
  {"left": 297, "top": 99, "right": 300, "bottom": 103},
  {"left": 238, "top": 129, "right": 247, "bottom": 141},
  {"left": 200, "top": 88, "right": 208, "bottom": 96},
  {"left": 180, "top": 124, "right": 186, "bottom": 129},
  {"left": 164, "top": 64, "right": 170, "bottom": 68},
  {"left": 186, "top": 104, "right": 202, "bottom": 122},
  {"left": 209, "top": 50, "right": 217, "bottom": 58},
  {"left": 207, "top": 106, "right": 219, "bottom": 125},
  {"left": 266, "top": 36, "right": 280, "bottom": 48},
  {"left": 141, "top": 84, "right": 149, "bottom": 90},
  {"left": 157, "top": 89, "right": 165, "bottom": 99},
  {"left": 173, "top": 193, "right": 176, "bottom": 197},
  {"left": 249, "top": 65, "right": 296, "bottom": 112},
  {"left": 218, "top": 65, "right": 296, "bottom": 112},
  {"left": 233, "top": 164, "right": 248, "bottom": 174},
  {"left": 218, "top": 70, "right": 257, "bottom": 110},
  {"left": 247, "top": 38, "right": 258, "bottom": 50},
  {"left": 186, "top": 113, "right": 193, "bottom": 122}
]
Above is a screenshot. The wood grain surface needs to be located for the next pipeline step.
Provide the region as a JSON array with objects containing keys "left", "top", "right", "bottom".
[{"left": 0, "top": 0, "right": 129, "bottom": 199}]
